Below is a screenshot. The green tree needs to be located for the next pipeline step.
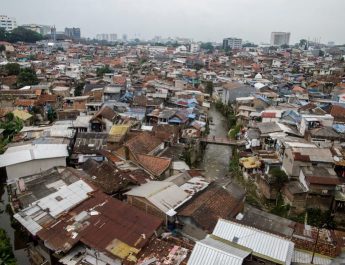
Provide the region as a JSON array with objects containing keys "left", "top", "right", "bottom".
[
  {"left": 0, "top": 45, "right": 5, "bottom": 53},
  {"left": 74, "top": 81, "right": 85, "bottom": 96},
  {"left": 0, "top": 113, "right": 23, "bottom": 139},
  {"left": 200, "top": 42, "right": 214, "bottom": 52},
  {"left": 96, "top": 65, "right": 112, "bottom": 77},
  {"left": 5, "top": 63, "right": 20, "bottom": 76},
  {"left": 6, "top": 26, "right": 43, "bottom": 43},
  {"left": 299, "top": 39, "right": 307, "bottom": 48},
  {"left": 269, "top": 168, "right": 288, "bottom": 190},
  {"left": 205, "top": 81, "right": 214, "bottom": 95},
  {"left": 0, "top": 229, "right": 16, "bottom": 265},
  {"left": 17, "top": 68, "right": 39, "bottom": 87},
  {"left": 47, "top": 107, "right": 57, "bottom": 122}
]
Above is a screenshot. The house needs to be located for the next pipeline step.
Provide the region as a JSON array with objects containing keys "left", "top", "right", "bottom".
[
  {"left": 14, "top": 181, "right": 163, "bottom": 264},
  {"left": 12, "top": 109, "right": 33, "bottom": 125},
  {"left": 0, "top": 143, "right": 68, "bottom": 182},
  {"left": 120, "top": 132, "right": 165, "bottom": 161},
  {"left": 239, "top": 156, "right": 262, "bottom": 181},
  {"left": 90, "top": 105, "right": 117, "bottom": 132},
  {"left": 125, "top": 181, "right": 190, "bottom": 221},
  {"left": 306, "top": 126, "right": 344, "bottom": 148},
  {"left": 72, "top": 132, "right": 108, "bottom": 164},
  {"left": 299, "top": 166, "right": 343, "bottom": 210},
  {"left": 177, "top": 183, "right": 245, "bottom": 239},
  {"left": 188, "top": 235, "right": 251, "bottom": 265},
  {"left": 330, "top": 104, "right": 345, "bottom": 123},
  {"left": 222, "top": 82, "right": 255, "bottom": 105},
  {"left": 298, "top": 114, "right": 334, "bottom": 136},
  {"left": 211, "top": 219, "right": 295, "bottom": 265},
  {"left": 282, "top": 144, "right": 334, "bottom": 178},
  {"left": 135, "top": 154, "right": 172, "bottom": 179},
  {"left": 63, "top": 95, "right": 89, "bottom": 112}
]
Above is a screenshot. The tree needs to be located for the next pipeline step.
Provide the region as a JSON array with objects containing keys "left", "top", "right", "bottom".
[
  {"left": 5, "top": 26, "right": 43, "bottom": 43},
  {"left": 269, "top": 167, "right": 288, "bottom": 190},
  {"left": 0, "top": 113, "right": 23, "bottom": 139},
  {"left": 74, "top": 81, "right": 85, "bottom": 96},
  {"left": 4, "top": 63, "right": 20, "bottom": 75},
  {"left": 96, "top": 65, "right": 112, "bottom": 77},
  {"left": 205, "top": 81, "right": 214, "bottom": 95},
  {"left": 0, "top": 45, "right": 5, "bottom": 53},
  {"left": 200, "top": 42, "right": 214, "bottom": 52},
  {"left": 281, "top": 44, "right": 289, "bottom": 49},
  {"left": 47, "top": 107, "right": 57, "bottom": 122},
  {"left": 0, "top": 229, "right": 16, "bottom": 265},
  {"left": 17, "top": 68, "right": 39, "bottom": 87}
]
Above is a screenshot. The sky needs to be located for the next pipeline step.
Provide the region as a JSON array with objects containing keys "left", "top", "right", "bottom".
[{"left": 2, "top": 0, "right": 345, "bottom": 44}]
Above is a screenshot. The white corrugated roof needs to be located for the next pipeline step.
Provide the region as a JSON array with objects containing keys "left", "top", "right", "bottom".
[
  {"left": 213, "top": 219, "right": 294, "bottom": 265},
  {"left": 125, "top": 181, "right": 189, "bottom": 214},
  {"left": 188, "top": 235, "right": 250, "bottom": 265},
  {"left": 0, "top": 144, "right": 68, "bottom": 167},
  {"left": 14, "top": 180, "right": 93, "bottom": 236}
]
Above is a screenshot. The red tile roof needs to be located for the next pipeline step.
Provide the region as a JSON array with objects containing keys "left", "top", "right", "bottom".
[
  {"left": 136, "top": 154, "right": 171, "bottom": 177},
  {"left": 331, "top": 105, "right": 345, "bottom": 122},
  {"left": 178, "top": 183, "right": 244, "bottom": 233},
  {"left": 261, "top": 112, "right": 276, "bottom": 118},
  {"left": 125, "top": 132, "right": 163, "bottom": 156}
]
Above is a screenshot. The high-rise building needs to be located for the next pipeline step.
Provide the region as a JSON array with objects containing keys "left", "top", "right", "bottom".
[
  {"left": 65, "top": 27, "right": 81, "bottom": 39},
  {"left": 270, "top": 32, "right": 290, "bottom": 46},
  {"left": 109, "top": 34, "right": 117, "bottom": 42},
  {"left": 0, "top": 15, "right": 17, "bottom": 31},
  {"left": 222, "top": 37, "right": 242, "bottom": 50},
  {"left": 96, "top": 34, "right": 109, "bottom": 41},
  {"left": 122, "top": 34, "right": 127, "bottom": 41}
]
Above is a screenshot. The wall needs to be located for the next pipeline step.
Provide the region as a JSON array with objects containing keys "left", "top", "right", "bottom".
[
  {"left": 127, "top": 196, "right": 166, "bottom": 220},
  {"left": 177, "top": 216, "right": 207, "bottom": 240},
  {"left": 6, "top": 157, "right": 66, "bottom": 181}
]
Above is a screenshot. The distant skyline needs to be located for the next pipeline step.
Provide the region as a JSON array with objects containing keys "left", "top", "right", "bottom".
[{"left": 2, "top": 0, "right": 345, "bottom": 44}]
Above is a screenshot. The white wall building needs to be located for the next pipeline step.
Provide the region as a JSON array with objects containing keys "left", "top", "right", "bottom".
[
  {"left": 0, "top": 15, "right": 17, "bottom": 31},
  {"left": 0, "top": 144, "right": 68, "bottom": 182},
  {"left": 223, "top": 37, "right": 243, "bottom": 49}
]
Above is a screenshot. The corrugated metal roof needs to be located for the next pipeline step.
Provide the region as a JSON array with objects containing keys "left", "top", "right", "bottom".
[
  {"left": 188, "top": 235, "right": 250, "bottom": 265},
  {"left": 125, "top": 181, "right": 190, "bottom": 214},
  {"left": 293, "top": 249, "right": 332, "bottom": 265},
  {"left": 0, "top": 144, "right": 68, "bottom": 167},
  {"left": 14, "top": 180, "right": 93, "bottom": 236},
  {"left": 213, "top": 219, "right": 294, "bottom": 265}
]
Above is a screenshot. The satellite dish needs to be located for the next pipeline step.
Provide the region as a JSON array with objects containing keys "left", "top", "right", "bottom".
[{"left": 334, "top": 156, "right": 340, "bottom": 162}]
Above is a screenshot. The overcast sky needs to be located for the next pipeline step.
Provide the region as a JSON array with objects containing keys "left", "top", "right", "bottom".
[{"left": 3, "top": 0, "right": 345, "bottom": 44}]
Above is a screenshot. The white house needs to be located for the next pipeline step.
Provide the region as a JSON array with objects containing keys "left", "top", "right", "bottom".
[{"left": 0, "top": 144, "right": 68, "bottom": 182}]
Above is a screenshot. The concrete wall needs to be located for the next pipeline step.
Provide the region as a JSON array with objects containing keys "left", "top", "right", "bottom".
[{"left": 6, "top": 157, "right": 66, "bottom": 182}]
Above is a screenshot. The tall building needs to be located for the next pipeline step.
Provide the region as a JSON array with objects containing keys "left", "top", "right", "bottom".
[
  {"left": 109, "top": 33, "right": 117, "bottom": 42},
  {"left": 96, "top": 34, "right": 109, "bottom": 41},
  {"left": 222, "top": 37, "right": 242, "bottom": 50},
  {"left": 0, "top": 15, "right": 17, "bottom": 31},
  {"left": 122, "top": 34, "right": 127, "bottom": 42},
  {"left": 65, "top": 27, "right": 81, "bottom": 39},
  {"left": 270, "top": 32, "right": 290, "bottom": 46}
]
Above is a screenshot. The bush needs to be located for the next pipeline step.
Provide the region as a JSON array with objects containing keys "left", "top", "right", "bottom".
[
  {"left": 269, "top": 167, "right": 288, "bottom": 189},
  {"left": 17, "top": 67, "right": 39, "bottom": 87},
  {"left": 96, "top": 65, "right": 112, "bottom": 77},
  {"left": 0, "top": 229, "right": 16, "bottom": 265},
  {"left": 4, "top": 63, "right": 20, "bottom": 75}
]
